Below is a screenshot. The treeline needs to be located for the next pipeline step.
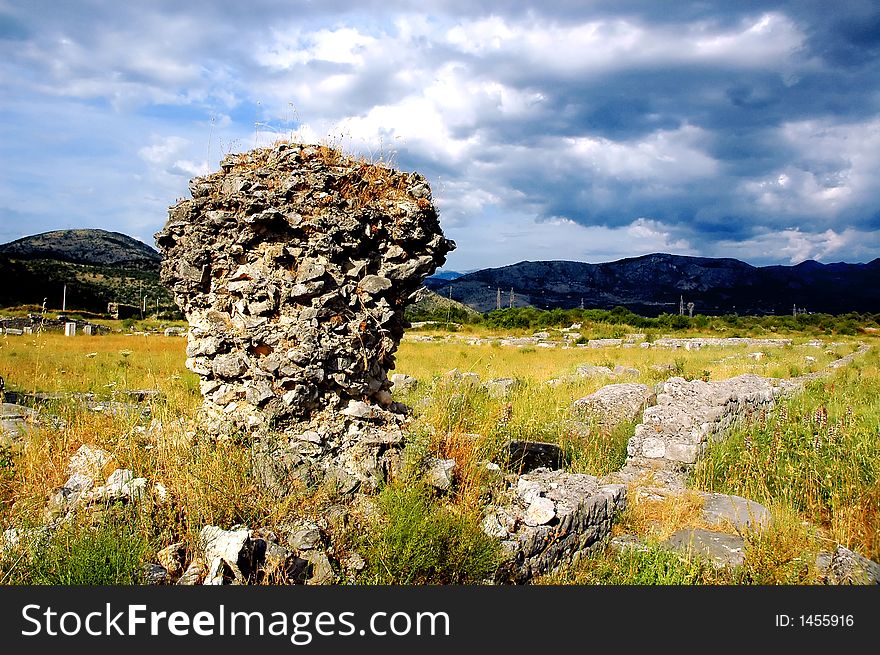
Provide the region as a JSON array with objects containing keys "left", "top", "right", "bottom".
[{"left": 405, "top": 304, "right": 879, "bottom": 335}]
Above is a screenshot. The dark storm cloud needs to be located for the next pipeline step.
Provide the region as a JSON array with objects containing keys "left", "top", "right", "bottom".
[{"left": 2, "top": 0, "right": 879, "bottom": 268}]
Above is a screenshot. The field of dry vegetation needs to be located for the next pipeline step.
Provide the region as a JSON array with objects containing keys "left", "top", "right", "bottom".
[{"left": 0, "top": 320, "right": 877, "bottom": 585}]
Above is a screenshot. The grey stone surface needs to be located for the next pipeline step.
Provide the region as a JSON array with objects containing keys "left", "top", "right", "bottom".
[
  {"left": 613, "top": 374, "right": 782, "bottom": 491},
  {"left": 652, "top": 338, "right": 792, "bottom": 349},
  {"left": 200, "top": 525, "right": 252, "bottom": 584},
  {"left": 157, "top": 542, "right": 186, "bottom": 577},
  {"left": 92, "top": 468, "right": 147, "bottom": 502},
  {"left": 1, "top": 402, "right": 40, "bottom": 441},
  {"left": 176, "top": 559, "right": 207, "bottom": 585},
  {"left": 426, "top": 457, "right": 456, "bottom": 491},
  {"left": 824, "top": 545, "right": 880, "bottom": 585},
  {"left": 665, "top": 528, "right": 746, "bottom": 568},
  {"left": 67, "top": 443, "right": 112, "bottom": 481},
  {"left": 698, "top": 492, "right": 772, "bottom": 532},
  {"left": 572, "top": 382, "right": 656, "bottom": 427},
  {"left": 287, "top": 523, "right": 323, "bottom": 551},
  {"left": 389, "top": 373, "right": 418, "bottom": 393},
  {"left": 143, "top": 563, "right": 170, "bottom": 585},
  {"left": 574, "top": 364, "right": 615, "bottom": 378},
  {"left": 489, "top": 469, "right": 626, "bottom": 583}
]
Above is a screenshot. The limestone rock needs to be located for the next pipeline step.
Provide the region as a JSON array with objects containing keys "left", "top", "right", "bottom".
[
  {"left": 485, "top": 377, "right": 519, "bottom": 399},
  {"left": 572, "top": 382, "right": 655, "bottom": 427},
  {"left": 157, "top": 542, "right": 187, "bottom": 577},
  {"left": 389, "top": 373, "right": 418, "bottom": 393},
  {"left": 574, "top": 364, "right": 615, "bottom": 378},
  {"left": 426, "top": 457, "right": 456, "bottom": 492},
  {"left": 143, "top": 563, "right": 170, "bottom": 585},
  {"left": 665, "top": 528, "right": 745, "bottom": 568},
  {"left": 200, "top": 525, "right": 252, "bottom": 584},
  {"left": 491, "top": 469, "right": 626, "bottom": 583},
  {"left": 823, "top": 545, "right": 880, "bottom": 585},
  {"left": 67, "top": 444, "right": 112, "bottom": 482},
  {"left": 177, "top": 559, "right": 207, "bottom": 586},
  {"left": 698, "top": 492, "right": 772, "bottom": 533},
  {"left": 91, "top": 468, "right": 147, "bottom": 502}
]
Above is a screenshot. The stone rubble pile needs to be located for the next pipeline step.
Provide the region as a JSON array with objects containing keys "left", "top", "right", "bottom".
[{"left": 155, "top": 143, "right": 453, "bottom": 488}]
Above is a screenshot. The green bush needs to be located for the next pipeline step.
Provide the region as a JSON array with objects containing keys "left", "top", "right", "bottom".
[
  {"left": 5, "top": 506, "right": 150, "bottom": 585},
  {"left": 361, "top": 484, "right": 500, "bottom": 584}
]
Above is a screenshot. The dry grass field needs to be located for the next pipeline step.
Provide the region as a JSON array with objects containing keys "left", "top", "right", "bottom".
[{"left": 0, "top": 322, "right": 877, "bottom": 584}]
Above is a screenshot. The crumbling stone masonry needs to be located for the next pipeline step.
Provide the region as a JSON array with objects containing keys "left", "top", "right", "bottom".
[{"left": 155, "top": 143, "right": 454, "bottom": 487}]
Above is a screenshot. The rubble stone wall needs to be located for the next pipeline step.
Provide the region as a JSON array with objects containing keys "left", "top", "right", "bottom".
[{"left": 155, "top": 143, "right": 453, "bottom": 484}]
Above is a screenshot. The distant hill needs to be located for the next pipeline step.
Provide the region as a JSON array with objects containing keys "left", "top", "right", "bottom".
[
  {"left": 426, "top": 269, "right": 465, "bottom": 281},
  {"left": 405, "top": 287, "right": 479, "bottom": 321},
  {"left": 0, "top": 229, "right": 174, "bottom": 315},
  {"left": 425, "top": 253, "right": 880, "bottom": 315},
  {"left": 0, "top": 229, "right": 160, "bottom": 270}
]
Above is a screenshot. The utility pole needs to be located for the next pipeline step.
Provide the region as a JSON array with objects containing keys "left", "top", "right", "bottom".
[
  {"left": 580, "top": 297, "right": 584, "bottom": 310},
  {"left": 509, "top": 287, "right": 515, "bottom": 309},
  {"left": 687, "top": 302, "right": 694, "bottom": 318},
  {"left": 496, "top": 287, "right": 502, "bottom": 311},
  {"left": 62, "top": 284, "right": 67, "bottom": 312}
]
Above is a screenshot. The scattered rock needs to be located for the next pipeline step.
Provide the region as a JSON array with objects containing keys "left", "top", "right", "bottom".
[
  {"left": 485, "top": 377, "right": 519, "bottom": 399},
  {"left": 92, "top": 468, "right": 147, "bottom": 502},
  {"left": 287, "top": 523, "right": 323, "bottom": 551},
  {"left": 425, "top": 457, "right": 456, "bottom": 491},
  {"left": 157, "top": 542, "right": 187, "bottom": 577},
  {"left": 304, "top": 550, "right": 336, "bottom": 585},
  {"left": 574, "top": 364, "right": 615, "bottom": 379},
  {"left": 200, "top": 525, "right": 253, "bottom": 584},
  {"left": 67, "top": 444, "right": 113, "bottom": 482},
  {"left": 143, "top": 563, "right": 170, "bottom": 585},
  {"left": 177, "top": 559, "right": 207, "bottom": 586},
  {"left": 491, "top": 469, "right": 626, "bottom": 583},
  {"left": 389, "top": 373, "right": 418, "bottom": 393},
  {"left": 523, "top": 496, "right": 556, "bottom": 526},
  {"left": 588, "top": 339, "right": 622, "bottom": 348}
]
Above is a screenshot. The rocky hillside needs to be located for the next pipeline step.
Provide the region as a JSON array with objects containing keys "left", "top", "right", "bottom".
[
  {"left": 0, "top": 229, "right": 173, "bottom": 315},
  {"left": 0, "top": 229, "right": 160, "bottom": 270},
  {"left": 425, "top": 253, "right": 880, "bottom": 315}
]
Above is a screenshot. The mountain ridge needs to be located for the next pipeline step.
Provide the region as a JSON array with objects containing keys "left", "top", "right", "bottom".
[
  {"left": 0, "top": 229, "right": 171, "bottom": 314},
  {"left": 1, "top": 229, "right": 876, "bottom": 316},
  {"left": 425, "top": 253, "right": 880, "bottom": 315},
  {"left": 0, "top": 229, "right": 160, "bottom": 270}
]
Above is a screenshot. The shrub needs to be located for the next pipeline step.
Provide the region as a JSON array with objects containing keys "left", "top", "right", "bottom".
[
  {"left": 5, "top": 505, "right": 151, "bottom": 585},
  {"left": 361, "top": 484, "right": 500, "bottom": 584}
]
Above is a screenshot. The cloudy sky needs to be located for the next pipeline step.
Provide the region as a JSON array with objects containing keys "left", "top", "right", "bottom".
[{"left": 1, "top": 1, "right": 879, "bottom": 271}]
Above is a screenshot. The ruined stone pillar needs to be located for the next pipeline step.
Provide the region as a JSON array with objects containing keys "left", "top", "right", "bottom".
[{"left": 155, "top": 143, "right": 454, "bottom": 487}]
